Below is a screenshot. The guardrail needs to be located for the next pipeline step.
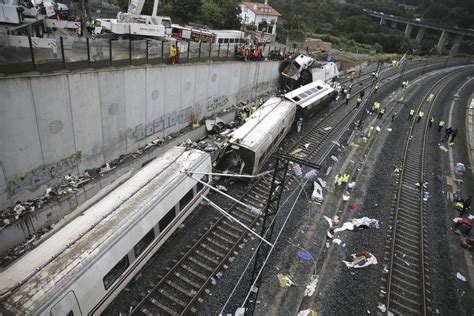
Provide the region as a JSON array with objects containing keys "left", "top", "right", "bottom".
[{"left": 0, "top": 35, "right": 295, "bottom": 75}]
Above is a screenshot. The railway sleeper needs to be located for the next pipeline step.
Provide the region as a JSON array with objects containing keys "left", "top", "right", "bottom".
[
  {"left": 139, "top": 307, "right": 154, "bottom": 316},
  {"left": 390, "top": 292, "right": 422, "bottom": 312},
  {"left": 230, "top": 207, "right": 254, "bottom": 222},
  {"left": 206, "top": 236, "right": 232, "bottom": 252},
  {"left": 174, "top": 272, "right": 201, "bottom": 288},
  {"left": 395, "top": 232, "right": 421, "bottom": 246},
  {"left": 148, "top": 297, "right": 179, "bottom": 315},
  {"left": 221, "top": 220, "right": 245, "bottom": 233},
  {"left": 189, "top": 255, "right": 215, "bottom": 271},
  {"left": 181, "top": 264, "right": 208, "bottom": 280},
  {"left": 253, "top": 187, "right": 270, "bottom": 197},
  {"left": 391, "top": 261, "right": 420, "bottom": 279},
  {"left": 395, "top": 228, "right": 421, "bottom": 241},
  {"left": 216, "top": 225, "right": 241, "bottom": 239},
  {"left": 158, "top": 289, "right": 187, "bottom": 307},
  {"left": 166, "top": 280, "right": 194, "bottom": 297},
  {"left": 211, "top": 231, "right": 238, "bottom": 246},
  {"left": 200, "top": 242, "right": 226, "bottom": 257},
  {"left": 393, "top": 241, "right": 419, "bottom": 256},
  {"left": 391, "top": 277, "right": 422, "bottom": 294}
]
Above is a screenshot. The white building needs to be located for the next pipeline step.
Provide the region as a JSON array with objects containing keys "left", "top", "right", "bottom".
[{"left": 240, "top": 1, "right": 281, "bottom": 40}]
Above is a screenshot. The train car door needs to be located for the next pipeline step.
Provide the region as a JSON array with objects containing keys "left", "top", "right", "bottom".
[{"left": 50, "top": 291, "right": 82, "bottom": 316}]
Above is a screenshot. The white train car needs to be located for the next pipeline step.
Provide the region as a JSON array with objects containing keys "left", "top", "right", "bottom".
[
  {"left": 285, "top": 80, "right": 336, "bottom": 116},
  {"left": 0, "top": 147, "right": 211, "bottom": 315},
  {"left": 226, "top": 97, "right": 296, "bottom": 175}
]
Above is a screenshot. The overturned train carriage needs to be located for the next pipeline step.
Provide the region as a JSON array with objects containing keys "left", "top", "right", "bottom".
[
  {"left": 226, "top": 97, "right": 296, "bottom": 175},
  {"left": 0, "top": 147, "right": 211, "bottom": 315},
  {"left": 285, "top": 80, "right": 336, "bottom": 117}
]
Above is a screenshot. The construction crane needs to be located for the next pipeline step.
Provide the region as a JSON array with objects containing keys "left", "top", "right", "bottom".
[{"left": 96, "top": 0, "right": 171, "bottom": 38}]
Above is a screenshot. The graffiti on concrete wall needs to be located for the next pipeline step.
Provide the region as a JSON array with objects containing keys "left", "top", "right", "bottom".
[
  {"left": 127, "top": 106, "right": 193, "bottom": 142},
  {"left": 235, "top": 79, "right": 278, "bottom": 101},
  {"left": 127, "top": 79, "right": 277, "bottom": 142},
  {"left": 6, "top": 152, "right": 81, "bottom": 196}
]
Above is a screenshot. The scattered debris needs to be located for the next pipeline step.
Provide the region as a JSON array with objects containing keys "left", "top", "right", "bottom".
[
  {"left": 331, "top": 155, "right": 339, "bottom": 162},
  {"left": 456, "top": 272, "right": 467, "bottom": 282},
  {"left": 290, "top": 148, "right": 303, "bottom": 155},
  {"left": 323, "top": 126, "right": 333, "bottom": 131},
  {"left": 343, "top": 250, "right": 377, "bottom": 269},
  {"left": 317, "top": 178, "right": 327, "bottom": 188},
  {"left": 332, "top": 238, "right": 342, "bottom": 245},
  {"left": 304, "top": 143, "right": 310, "bottom": 149},
  {"left": 277, "top": 273, "right": 294, "bottom": 288},
  {"left": 454, "top": 218, "right": 472, "bottom": 236},
  {"left": 387, "top": 128, "right": 392, "bottom": 132},
  {"left": 454, "top": 162, "right": 466, "bottom": 174},
  {"left": 331, "top": 140, "right": 341, "bottom": 147},
  {"left": 334, "top": 217, "right": 380, "bottom": 233},
  {"left": 342, "top": 191, "right": 350, "bottom": 201},
  {"left": 378, "top": 303, "right": 387, "bottom": 313},
  {"left": 216, "top": 185, "right": 228, "bottom": 192},
  {"left": 423, "top": 192, "right": 431, "bottom": 201},
  {"left": 460, "top": 239, "right": 474, "bottom": 252},
  {"left": 304, "top": 278, "right": 318, "bottom": 297},
  {"left": 298, "top": 251, "right": 313, "bottom": 261},
  {"left": 297, "top": 309, "right": 317, "bottom": 316},
  {"left": 311, "top": 181, "right": 324, "bottom": 203},
  {"left": 439, "top": 145, "right": 449, "bottom": 152}
]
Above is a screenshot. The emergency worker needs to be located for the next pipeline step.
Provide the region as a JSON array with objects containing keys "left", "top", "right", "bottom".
[{"left": 417, "top": 111, "right": 424, "bottom": 123}]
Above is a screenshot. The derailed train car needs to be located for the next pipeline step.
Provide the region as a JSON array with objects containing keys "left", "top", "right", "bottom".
[
  {"left": 285, "top": 80, "right": 337, "bottom": 116},
  {"left": 0, "top": 147, "right": 211, "bottom": 315},
  {"left": 224, "top": 80, "right": 335, "bottom": 175},
  {"left": 226, "top": 97, "right": 296, "bottom": 175}
]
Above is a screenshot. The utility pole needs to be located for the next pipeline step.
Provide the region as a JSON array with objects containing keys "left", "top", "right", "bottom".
[{"left": 242, "top": 153, "right": 321, "bottom": 315}]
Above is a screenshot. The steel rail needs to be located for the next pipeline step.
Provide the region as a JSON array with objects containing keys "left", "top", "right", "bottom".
[{"left": 384, "top": 68, "right": 472, "bottom": 315}]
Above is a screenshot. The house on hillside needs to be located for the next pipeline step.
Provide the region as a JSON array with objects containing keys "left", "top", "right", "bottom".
[{"left": 240, "top": 1, "right": 281, "bottom": 42}]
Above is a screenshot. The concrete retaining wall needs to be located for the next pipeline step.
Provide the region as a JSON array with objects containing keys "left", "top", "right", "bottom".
[
  {"left": 0, "top": 111, "right": 236, "bottom": 255},
  {"left": 0, "top": 61, "right": 280, "bottom": 210}
]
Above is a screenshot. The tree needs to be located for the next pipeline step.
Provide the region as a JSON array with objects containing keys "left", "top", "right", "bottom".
[
  {"left": 202, "top": 1, "right": 225, "bottom": 28},
  {"left": 169, "top": 0, "right": 202, "bottom": 24},
  {"left": 280, "top": 15, "right": 307, "bottom": 42}
]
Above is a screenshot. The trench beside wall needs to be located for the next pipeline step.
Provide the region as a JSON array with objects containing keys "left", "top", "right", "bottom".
[{"left": 0, "top": 61, "right": 280, "bottom": 209}]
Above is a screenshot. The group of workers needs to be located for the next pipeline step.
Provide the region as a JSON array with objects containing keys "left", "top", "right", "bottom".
[
  {"left": 334, "top": 173, "right": 351, "bottom": 188},
  {"left": 234, "top": 46, "right": 264, "bottom": 61}
]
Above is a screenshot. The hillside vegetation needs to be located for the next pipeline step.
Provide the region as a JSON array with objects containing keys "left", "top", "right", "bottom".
[
  {"left": 271, "top": 0, "right": 474, "bottom": 53},
  {"left": 114, "top": 0, "right": 473, "bottom": 54}
]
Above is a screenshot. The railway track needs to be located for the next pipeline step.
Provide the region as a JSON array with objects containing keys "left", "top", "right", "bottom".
[
  {"left": 380, "top": 68, "right": 471, "bottom": 315},
  {"left": 129, "top": 59, "right": 469, "bottom": 316}
]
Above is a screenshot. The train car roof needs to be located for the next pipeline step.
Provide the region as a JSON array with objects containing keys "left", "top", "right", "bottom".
[
  {"left": 284, "top": 80, "right": 335, "bottom": 109},
  {"left": 229, "top": 97, "right": 296, "bottom": 152},
  {"left": 0, "top": 147, "right": 209, "bottom": 313}
]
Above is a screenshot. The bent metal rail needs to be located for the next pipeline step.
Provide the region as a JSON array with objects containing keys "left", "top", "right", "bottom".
[
  {"left": 381, "top": 68, "right": 470, "bottom": 315},
  {"left": 130, "top": 60, "right": 464, "bottom": 316}
]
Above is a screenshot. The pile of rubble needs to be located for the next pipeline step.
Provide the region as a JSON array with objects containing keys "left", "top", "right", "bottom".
[{"left": 0, "top": 137, "right": 166, "bottom": 229}]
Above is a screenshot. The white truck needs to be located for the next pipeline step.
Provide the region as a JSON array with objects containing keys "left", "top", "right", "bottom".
[
  {"left": 0, "top": 0, "right": 68, "bottom": 25},
  {"left": 95, "top": 0, "right": 171, "bottom": 38}
]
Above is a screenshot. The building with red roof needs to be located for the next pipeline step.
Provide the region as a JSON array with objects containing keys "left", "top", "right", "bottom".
[{"left": 240, "top": 1, "right": 281, "bottom": 42}]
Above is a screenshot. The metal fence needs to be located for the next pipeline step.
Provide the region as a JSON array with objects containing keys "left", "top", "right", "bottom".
[{"left": 0, "top": 35, "right": 289, "bottom": 75}]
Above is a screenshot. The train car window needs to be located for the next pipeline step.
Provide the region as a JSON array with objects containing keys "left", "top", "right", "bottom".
[
  {"left": 103, "top": 255, "right": 129, "bottom": 290},
  {"left": 218, "top": 39, "right": 223, "bottom": 43},
  {"left": 66, "top": 311, "right": 74, "bottom": 316},
  {"left": 134, "top": 229, "right": 155, "bottom": 257},
  {"left": 179, "top": 188, "right": 194, "bottom": 210},
  {"left": 224, "top": 38, "right": 229, "bottom": 43},
  {"left": 159, "top": 208, "right": 176, "bottom": 231}
]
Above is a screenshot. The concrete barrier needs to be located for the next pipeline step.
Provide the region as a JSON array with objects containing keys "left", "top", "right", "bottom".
[
  {"left": 0, "top": 60, "right": 280, "bottom": 210},
  {"left": 0, "top": 110, "right": 237, "bottom": 255}
]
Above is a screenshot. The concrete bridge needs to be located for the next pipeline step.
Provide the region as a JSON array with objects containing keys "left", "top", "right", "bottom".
[{"left": 365, "top": 10, "right": 474, "bottom": 56}]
